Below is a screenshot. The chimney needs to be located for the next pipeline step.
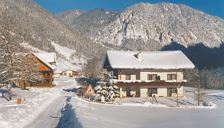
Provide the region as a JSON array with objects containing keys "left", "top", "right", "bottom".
[{"left": 134, "top": 51, "right": 142, "bottom": 61}]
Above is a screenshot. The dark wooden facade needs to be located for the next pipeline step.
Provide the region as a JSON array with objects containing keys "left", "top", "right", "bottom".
[{"left": 19, "top": 54, "right": 54, "bottom": 88}]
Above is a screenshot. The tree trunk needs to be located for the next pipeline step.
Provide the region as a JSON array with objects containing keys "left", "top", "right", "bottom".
[
  {"left": 8, "top": 83, "right": 12, "bottom": 101},
  {"left": 176, "top": 88, "right": 179, "bottom": 107}
]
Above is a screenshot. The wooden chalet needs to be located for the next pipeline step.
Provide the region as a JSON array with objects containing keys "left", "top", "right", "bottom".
[{"left": 19, "top": 53, "right": 56, "bottom": 88}]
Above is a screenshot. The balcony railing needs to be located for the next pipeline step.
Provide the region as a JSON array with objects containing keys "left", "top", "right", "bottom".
[{"left": 112, "top": 79, "right": 187, "bottom": 83}]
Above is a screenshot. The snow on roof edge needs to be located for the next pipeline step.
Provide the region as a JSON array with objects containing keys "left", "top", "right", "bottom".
[
  {"left": 106, "top": 50, "right": 195, "bottom": 69},
  {"left": 33, "top": 53, "right": 56, "bottom": 70}
]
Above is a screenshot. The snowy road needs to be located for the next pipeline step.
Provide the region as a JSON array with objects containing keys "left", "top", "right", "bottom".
[
  {"left": 23, "top": 77, "right": 79, "bottom": 128},
  {"left": 24, "top": 96, "right": 66, "bottom": 128},
  {"left": 0, "top": 77, "right": 79, "bottom": 128}
]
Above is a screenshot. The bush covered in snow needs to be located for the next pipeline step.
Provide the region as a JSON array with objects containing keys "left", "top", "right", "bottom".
[{"left": 93, "top": 83, "right": 120, "bottom": 103}]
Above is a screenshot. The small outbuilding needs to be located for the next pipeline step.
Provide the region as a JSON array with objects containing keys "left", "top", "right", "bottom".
[
  {"left": 54, "top": 60, "right": 81, "bottom": 77},
  {"left": 61, "top": 70, "right": 80, "bottom": 77}
]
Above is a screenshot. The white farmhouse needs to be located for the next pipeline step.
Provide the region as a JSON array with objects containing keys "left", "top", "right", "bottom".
[
  {"left": 54, "top": 60, "right": 81, "bottom": 77},
  {"left": 103, "top": 50, "right": 195, "bottom": 98}
]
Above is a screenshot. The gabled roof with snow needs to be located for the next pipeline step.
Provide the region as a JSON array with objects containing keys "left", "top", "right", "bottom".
[
  {"left": 54, "top": 59, "right": 82, "bottom": 73},
  {"left": 33, "top": 52, "right": 56, "bottom": 70},
  {"left": 105, "top": 50, "right": 195, "bottom": 69},
  {"left": 33, "top": 52, "right": 56, "bottom": 63}
]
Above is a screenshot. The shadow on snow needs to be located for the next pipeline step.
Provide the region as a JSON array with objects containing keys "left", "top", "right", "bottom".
[{"left": 57, "top": 96, "right": 83, "bottom": 128}]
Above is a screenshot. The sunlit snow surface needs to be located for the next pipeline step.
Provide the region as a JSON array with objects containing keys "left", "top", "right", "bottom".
[
  {"left": 0, "top": 77, "right": 79, "bottom": 128},
  {"left": 0, "top": 78, "right": 224, "bottom": 128},
  {"left": 68, "top": 88, "right": 224, "bottom": 128}
]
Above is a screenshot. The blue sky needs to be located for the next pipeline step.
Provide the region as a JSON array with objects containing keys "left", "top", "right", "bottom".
[{"left": 35, "top": 0, "right": 224, "bottom": 19}]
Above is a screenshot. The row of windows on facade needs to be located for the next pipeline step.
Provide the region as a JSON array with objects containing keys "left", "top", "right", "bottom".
[
  {"left": 147, "top": 88, "right": 177, "bottom": 96},
  {"left": 62, "top": 72, "right": 72, "bottom": 76},
  {"left": 125, "top": 74, "right": 177, "bottom": 80},
  {"left": 124, "top": 87, "right": 177, "bottom": 97}
]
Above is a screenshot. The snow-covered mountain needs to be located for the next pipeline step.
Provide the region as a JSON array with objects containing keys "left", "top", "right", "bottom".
[
  {"left": 1, "top": 1, "right": 224, "bottom": 68},
  {"left": 58, "top": 8, "right": 119, "bottom": 40},
  {"left": 59, "top": 3, "right": 224, "bottom": 50},
  {"left": 58, "top": 2, "right": 224, "bottom": 69}
]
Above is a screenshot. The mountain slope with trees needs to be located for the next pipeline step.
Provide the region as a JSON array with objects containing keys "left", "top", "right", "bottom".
[{"left": 0, "top": 0, "right": 106, "bottom": 59}]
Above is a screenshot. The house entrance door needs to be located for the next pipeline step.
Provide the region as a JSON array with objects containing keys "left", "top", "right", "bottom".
[{"left": 126, "top": 87, "right": 131, "bottom": 97}]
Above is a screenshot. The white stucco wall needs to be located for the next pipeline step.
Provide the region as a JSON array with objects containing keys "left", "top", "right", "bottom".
[
  {"left": 140, "top": 88, "right": 148, "bottom": 97},
  {"left": 120, "top": 75, "right": 125, "bottom": 80},
  {"left": 157, "top": 88, "right": 167, "bottom": 97},
  {"left": 131, "top": 75, "right": 136, "bottom": 80},
  {"left": 121, "top": 87, "right": 127, "bottom": 97},
  {"left": 53, "top": 73, "right": 61, "bottom": 78}
]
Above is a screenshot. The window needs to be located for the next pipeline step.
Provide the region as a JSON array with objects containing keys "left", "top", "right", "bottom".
[
  {"left": 167, "top": 74, "right": 177, "bottom": 80},
  {"left": 69, "top": 73, "right": 72, "bottom": 77},
  {"left": 125, "top": 74, "right": 131, "bottom": 80},
  {"left": 46, "top": 79, "right": 50, "bottom": 83},
  {"left": 148, "top": 74, "right": 157, "bottom": 80},
  {"left": 148, "top": 88, "right": 158, "bottom": 97},
  {"left": 167, "top": 88, "right": 177, "bottom": 97},
  {"left": 136, "top": 73, "right": 140, "bottom": 80}
]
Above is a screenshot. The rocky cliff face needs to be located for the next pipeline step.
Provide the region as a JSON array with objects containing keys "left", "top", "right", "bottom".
[{"left": 59, "top": 3, "right": 224, "bottom": 50}]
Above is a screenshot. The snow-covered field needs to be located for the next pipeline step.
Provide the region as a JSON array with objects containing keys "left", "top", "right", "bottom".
[
  {"left": 51, "top": 41, "right": 86, "bottom": 64},
  {"left": 66, "top": 90, "right": 224, "bottom": 128},
  {"left": 60, "top": 87, "right": 224, "bottom": 128},
  {"left": 1, "top": 77, "right": 224, "bottom": 128}
]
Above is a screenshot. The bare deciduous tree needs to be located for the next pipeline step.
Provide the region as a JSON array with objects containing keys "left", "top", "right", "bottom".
[
  {"left": 192, "top": 69, "right": 206, "bottom": 106},
  {"left": 0, "top": 36, "right": 39, "bottom": 100},
  {"left": 83, "top": 57, "right": 103, "bottom": 79},
  {"left": 0, "top": 12, "right": 40, "bottom": 100}
]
